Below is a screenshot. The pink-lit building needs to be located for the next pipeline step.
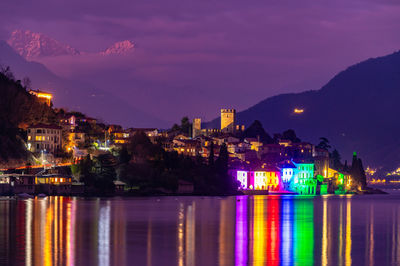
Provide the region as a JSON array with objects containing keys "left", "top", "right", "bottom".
[{"left": 236, "top": 168, "right": 281, "bottom": 191}]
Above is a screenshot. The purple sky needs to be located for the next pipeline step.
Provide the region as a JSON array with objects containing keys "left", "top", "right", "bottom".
[{"left": 1, "top": 0, "right": 400, "bottom": 123}]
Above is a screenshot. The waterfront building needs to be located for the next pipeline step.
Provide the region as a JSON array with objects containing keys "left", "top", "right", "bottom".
[
  {"left": 313, "top": 147, "right": 330, "bottom": 177},
  {"left": 293, "top": 161, "right": 317, "bottom": 195},
  {"left": 327, "top": 168, "right": 352, "bottom": 193},
  {"left": 28, "top": 89, "right": 53, "bottom": 106},
  {"left": 35, "top": 174, "right": 73, "bottom": 195},
  {"left": 221, "top": 109, "right": 236, "bottom": 133},
  {"left": 236, "top": 168, "right": 281, "bottom": 191},
  {"left": 280, "top": 161, "right": 297, "bottom": 190},
  {"left": 27, "top": 124, "right": 62, "bottom": 154}
]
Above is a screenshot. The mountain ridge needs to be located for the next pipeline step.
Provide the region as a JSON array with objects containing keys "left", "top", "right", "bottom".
[
  {"left": 207, "top": 50, "right": 400, "bottom": 170},
  {"left": 7, "top": 30, "right": 135, "bottom": 59},
  {"left": 0, "top": 40, "right": 168, "bottom": 128}
]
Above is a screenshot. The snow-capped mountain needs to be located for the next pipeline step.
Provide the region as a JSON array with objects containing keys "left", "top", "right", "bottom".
[
  {"left": 7, "top": 30, "right": 80, "bottom": 59},
  {"left": 7, "top": 30, "right": 135, "bottom": 59},
  {"left": 101, "top": 40, "right": 135, "bottom": 55}
]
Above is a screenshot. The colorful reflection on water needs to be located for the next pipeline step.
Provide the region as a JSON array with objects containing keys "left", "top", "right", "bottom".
[{"left": 1, "top": 195, "right": 400, "bottom": 265}]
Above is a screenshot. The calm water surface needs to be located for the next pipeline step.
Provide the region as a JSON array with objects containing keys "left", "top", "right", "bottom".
[{"left": 1, "top": 193, "right": 400, "bottom": 265}]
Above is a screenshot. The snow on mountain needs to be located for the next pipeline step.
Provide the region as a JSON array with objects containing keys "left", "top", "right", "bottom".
[
  {"left": 7, "top": 30, "right": 80, "bottom": 59},
  {"left": 100, "top": 40, "right": 135, "bottom": 55},
  {"left": 7, "top": 30, "right": 135, "bottom": 59}
]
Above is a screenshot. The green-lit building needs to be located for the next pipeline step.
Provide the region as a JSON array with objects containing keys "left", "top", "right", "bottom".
[{"left": 292, "top": 162, "right": 317, "bottom": 195}]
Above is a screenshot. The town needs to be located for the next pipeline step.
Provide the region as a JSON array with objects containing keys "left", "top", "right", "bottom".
[{"left": 0, "top": 86, "right": 370, "bottom": 197}]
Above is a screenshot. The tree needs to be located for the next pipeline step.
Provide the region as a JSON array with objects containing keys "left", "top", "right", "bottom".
[
  {"left": 350, "top": 152, "right": 367, "bottom": 189},
  {"left": 119, "top": 145, "right": 130, "bottom": 164},
  {"left": 331, "top": 149, "right": 342, "bottom": 170},
  {"left": 79, "top": 155, "right": 95, "bottom": 185},
  {"left": 208, "top": 141, "right": 214, "bottom": 166},
  {"left": 216, "top": 143, "right": 229, "bottom": 176},
  {"left": 0, "top": 66, "right": 15, "bottom": 80},
  {"left": 282, "top": 129, "right": 301, "bottom": 143},
  {"left": 242, "top": 120, "right": 273, "bottom": 144},
  {"left": 317, "top": 137, "right": 331, "bottom": 151},
  {"left": 22, "top": 77, "right": 32, "bottom": 90},
  {"left": 128, "top": 131, "right": 155, "bottom": 162},
  {"left": 93, "top": 153, "right": 116, "bottom": 192},
  {"left": 180, "top": 116, "right": 191, "bottom": 136},
  {"left": 215, "top": 143, "right": 236, "bottom": 193},
  {"left": 171, "top": 123, "right": 180, "bottom": 132}
]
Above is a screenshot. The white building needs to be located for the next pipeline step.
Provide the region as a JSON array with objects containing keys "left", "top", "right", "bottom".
[{"left": 27, "top": 124, "right": 62, "bottom": 154}]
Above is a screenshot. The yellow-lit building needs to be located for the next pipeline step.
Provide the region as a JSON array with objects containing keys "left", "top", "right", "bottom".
[
  {"left": 27, "top": 124, "right": 62, "bottom": 154},
  {"left": 29, "top": 89, "right": 53, "bottom": 106},
  {"left": 192, "top": 118, "right": 202, "bottom": 138},
  {"left": 221, "top": 109, "right": 236, "bottom": 133}
]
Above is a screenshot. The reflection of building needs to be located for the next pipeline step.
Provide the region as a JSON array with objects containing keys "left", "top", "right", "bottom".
[
  {"left": 27, "top": 124, "right": 62, "bottom": 154},
  {"left": 221, "top": 109, "right": 236, "bottom": 133},
  {"left": 29, "top": 89, "right": 53, "bottom": 106}
]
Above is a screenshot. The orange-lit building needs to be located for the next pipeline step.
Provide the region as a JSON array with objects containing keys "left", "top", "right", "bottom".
[
  {"left": 35, "top": 174, "right": 74, "bottom": 195},
  {"left": 29, "top": 89, "right": 53, "bottom": 106}
]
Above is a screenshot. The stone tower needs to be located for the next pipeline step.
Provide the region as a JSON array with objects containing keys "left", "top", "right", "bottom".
[
  {"left": 192, "top": 118, "right": 202, "bottom": 138},
  {"left": 220, "top": 109, "right": 236, "bottom": 133}
]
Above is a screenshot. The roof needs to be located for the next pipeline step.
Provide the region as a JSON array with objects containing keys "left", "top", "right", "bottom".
[
  {"left": 130, "top": 128, "right": 157, "bottom": 131},
  {"left": 29, "top": 89, "right": 52, "bottom": 95},
  {"left": 29, "top": 123, "right": 62, "bottom": 130},
  {"left": 278, "top": 160, "right": 297, "bottom": 169}
]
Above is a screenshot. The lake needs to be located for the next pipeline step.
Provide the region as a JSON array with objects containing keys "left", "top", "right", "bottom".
[{"left": 1, "top": 193, "right": 400, "bottom": 265}]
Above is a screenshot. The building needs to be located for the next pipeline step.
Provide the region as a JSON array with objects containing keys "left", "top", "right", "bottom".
[
  {"left": 221, "top": 109, "right": 236, "bottom": 133},
  {"left": 59, "top": 115, "right": 77, "bottom": 131},
  {"left": 279, "top": 161, "right": 297, "bottom": 190},
  {"left": 28, "top": 89, "right": 53, "bottom": 106},
  {"left": 35, "top": 174, "right": 73, "bottom": 195},
  {"left": 66, "top": 131, "right": 86, "bottom": 149},
  {"left": 27, "top": 124, "right": 62, "bottom": 154},
  {"left": 313, "top": 147, "right": 330, "bottom": 177},
  {"left": 192, "top": 118, "right": 202, "bottom": 138},
  {"left": 236, "top": 169, "right": 281, "bottom": 191},
  {"left": 292, "top": 161, "right": 317, "bottom": 195}
]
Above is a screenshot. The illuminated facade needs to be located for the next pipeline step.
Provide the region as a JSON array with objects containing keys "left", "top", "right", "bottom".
[
  {"left": 236, "top": 169, "right": 281, "bottom": 191},
  {"left": 27, "top": 124, "right": 62, "bottom": 154},
  {"left": 292, "top": 162, "right": 317, "bottom": 195},
  {"left": 237, "top": 171, "right": 248, "bottom": 189},
  {"left": 220, "top": 109, "right": 236, "bottom": 133},
  {"left": 327, "top": 168, "right": 352, "bottom": 193},
  {"left": 280, "top": 163, "right": 296, "bottom": 191},
  {"left": 29, "top": 89, "right": 53, "bottom": 106},
  {"left": 192, "top": 118, "right": 202, "bottom": 138}
]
